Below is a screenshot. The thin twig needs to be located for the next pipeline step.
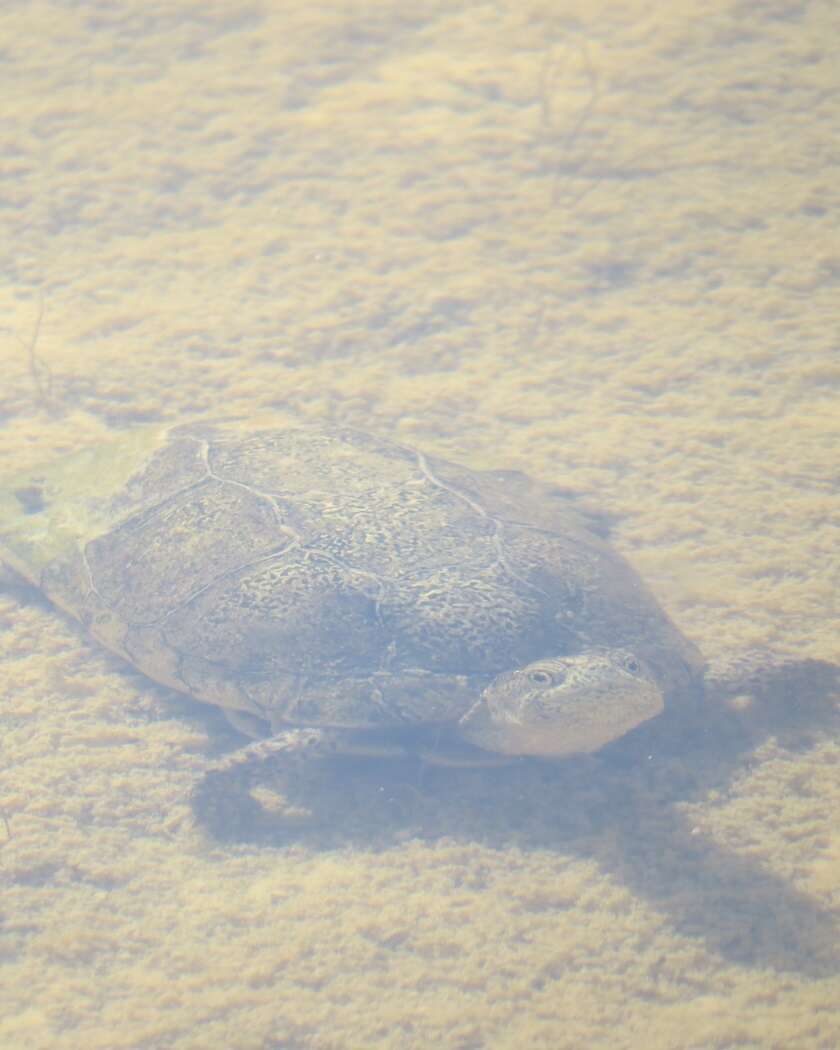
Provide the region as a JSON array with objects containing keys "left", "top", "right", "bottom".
[{"left": 25, "top": 291, "right": 57, "bottom": 413}]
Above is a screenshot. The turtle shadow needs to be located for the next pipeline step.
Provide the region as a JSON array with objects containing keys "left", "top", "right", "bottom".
[
  {"left": 583, "top": 661, "right": 840, "bottom": 977},
  {"left": 191, "top": 659, "right": 840, "bottom": 977},
  {"left": 586, "top": 794, "right": 839, "bottom": 978}
]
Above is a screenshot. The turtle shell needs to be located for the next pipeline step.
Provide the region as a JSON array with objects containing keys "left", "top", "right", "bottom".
[{"left": 0, "top": 422, "right": 703, "bottom": 753}]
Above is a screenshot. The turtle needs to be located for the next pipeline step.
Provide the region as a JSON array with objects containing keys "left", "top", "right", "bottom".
[{"left": 0, "top": 422, "right": 834, "bottom": 822}]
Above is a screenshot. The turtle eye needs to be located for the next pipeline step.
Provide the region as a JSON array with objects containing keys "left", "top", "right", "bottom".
[
  {"left": 623, "top": 656, "right": 640, "bottom": 674},
  {"left": 528, "top": 669, "right": 554, "bottom": 685}
]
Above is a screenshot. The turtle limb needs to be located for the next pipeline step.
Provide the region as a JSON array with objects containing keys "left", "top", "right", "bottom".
[{"left": 207, "top": 727, "right": 350, "bottom": 774}]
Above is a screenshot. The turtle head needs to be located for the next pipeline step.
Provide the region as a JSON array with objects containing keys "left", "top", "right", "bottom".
[{"left": 458, "top": 648, "right": 664, "bottom": 757}]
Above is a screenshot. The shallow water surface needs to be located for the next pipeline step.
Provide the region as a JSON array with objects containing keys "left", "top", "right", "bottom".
[{"left": 1, "top": 1, "right": 838, "bottom": 1048}]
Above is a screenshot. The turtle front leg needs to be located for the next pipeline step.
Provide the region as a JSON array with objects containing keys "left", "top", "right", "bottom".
[{"left": 207, "top": 726, "right": 351, "bottom": 773}]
